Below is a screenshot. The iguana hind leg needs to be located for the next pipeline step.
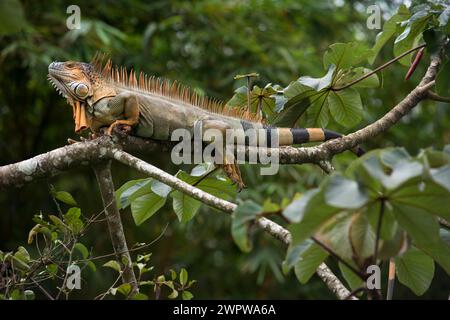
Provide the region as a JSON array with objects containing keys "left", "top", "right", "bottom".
[
  {"left": 220, "top": 162, "right": 245, "bottom": 191},
  {"left": 200, "top": 119, "right": 245, "bottom": 191}
]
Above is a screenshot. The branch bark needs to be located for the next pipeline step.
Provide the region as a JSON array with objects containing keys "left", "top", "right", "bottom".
[{"left": 93, "top": 161, "right": 138, "bottom": 296}]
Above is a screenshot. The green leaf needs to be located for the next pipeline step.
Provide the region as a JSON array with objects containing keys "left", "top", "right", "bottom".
[
  {"left": 190, "top": 163, "right": 215, "bottom": 177},
  {"left": 179, "top": 268, "right": 188, "bottom": 286},
  {"left": 416, "top": 239, "right": 450, "bottom": 275},
  {"left": 116, "top": 178, "right": 152, "bottom": 209},
  {"left": 64, "top": 207, "right": 83, "bottom": 233},
  {"left": 334, "top": 67, "right": 380, "bottom": 89},
  {"left": 294, "top": 243, "right": 328, "bottom": 284},
  {"left": 325, "top": 174, "right": 368, "bottom": 209},
  {"left": 423, "top": 29, "right": 447, "bottom": 57},
  {"left": 53, "top": 191, "right": 77, "bottom": 206},
  {"left": 103, "top": 260, "right": 121, "bottom": 272},
  {"left": 272, "top": 87, "right": 325, "bottom": 127},
  {"left": 289, "top": 190, "right": 342, "bottom": 247},
  {"left": 234, "top": 73, "right": 259, "bottom": 80},
  {"left": 393, "top": 12, "right": 430, "bottom": 66},
  {"left": 131, "top": 193, "right": 166, "bottom": 225},
  {"left": 349, "top": 212, "right": 376, "bottom": 260},
  {"left": 231, "top": 201, "right": 262, "bottom": 252},
  {"left": 316, "top": 212, "right": 354, "bottom": 261},
  {"left": 171, "top": 191, "right": 202, "bottom": 222},
  {"left": 116, "top": 283, "right": 132, "bottom": 297},
  {"left": 182, "top": 290, "right": 194, "bottom": 300},
  {"left": 168, "top": 289, "right": 179, "bottom": 299},
  {"left": 74, "top": 243, "right": 89, "bottom": 259},
  {"left": 196, "top": 177, "right": 237, "bottom": 201},
  {"left": 304, "top": 90, "right": 330, "bottom": 127},
  {"left": 226, "top": 84, "right": 277, "bottom": 118},
  {"left": 87, "top": 261, "right": 97, "bottom": 273},
  {"left": 438, "top": 6, "right": 450, "bottom": 27},
  {"left": 283, "top": 189, "right": 319, "bottom": 223},
  {"left": 14, "top": 246, "right": 30, "bottom": 264},
  {"left": 170, "top": 269, "right": 177, "bottom": 280},
  {"left": 369, "top": 4, "right": 409, "bottom": 64},
  {"left": 395, "top": 247, "right": 435, "bottom": 296},
  {"left": 339, "top": 262, "right": 364, "bottom": 291},
  {"left": 299, "top": 64, "right": 335, "bottom": 91},
  {"left": 328, "top": 88, "right": 363, "bottom": 128},
  {"left": 151, "top": 180, "right": 172, "bottom": 197},
  {"left": 132, "top": 293, "right": 148, "bottom": 300},
  {"left": 436, "top": 61, "right": 450, "bottom": 97},
  {"left": 391, "top": 180, "right": 450, "bottom": 221},
  {"left": 363, "top": 158, "right": 423, "bottom": 190},
  {"left": 323, "top": 42, "right": 371, "bottom": 70},
  {"left": 391, "top": 203, "right": 440, "bottom": 249}
]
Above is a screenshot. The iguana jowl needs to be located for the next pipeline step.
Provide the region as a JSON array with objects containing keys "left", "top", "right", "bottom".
[{"left": 48, "top": 55, "right": 363, "bottom": 189}]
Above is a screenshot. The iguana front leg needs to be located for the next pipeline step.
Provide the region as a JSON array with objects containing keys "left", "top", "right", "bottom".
[{"left": 106, "top": 93, "right": 140, "bottom": 135}]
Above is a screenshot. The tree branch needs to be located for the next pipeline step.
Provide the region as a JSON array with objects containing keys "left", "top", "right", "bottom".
[
  {"left": 93, "top": 161, "right": 138, "bottom": 296},
  {"left": 0, "top": 56, "right": 442, "bottom": 300},
  {"left": 427, "top": 91, "right": 450, "bottom": 103}
]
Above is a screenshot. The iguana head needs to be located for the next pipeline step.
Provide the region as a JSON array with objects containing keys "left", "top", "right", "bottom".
[{"left": 48, "top": 59, "right": 116, "bottom": 132}]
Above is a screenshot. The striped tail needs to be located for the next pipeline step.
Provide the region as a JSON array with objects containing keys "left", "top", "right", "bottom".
[{"left": 270, "top": 127, "right": 365, "bottom": 156}]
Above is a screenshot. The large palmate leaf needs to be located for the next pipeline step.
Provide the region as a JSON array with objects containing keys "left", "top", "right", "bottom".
[
  {"left": 369, "top": 4, "right": 410, "bottom": 64},
  {"left": 294, "top": 242, "right": 328, "bottom": 284},
  {"left": 299, "top": 64, "right": 335, "bottom": 91},
  {"left": 116, "top": 178, "right": 152, "bottom": 209},
  {"left": 334, "top": 67, "right": 380, "bottom": 89},
  {"left": 284, "top": 147, "right": 450, "bottom": 276},
  {"left": 394, "top": 7, "right": 431, "bottom": 66},
  {"left": 171, "top": 191, "right": 201, "bottom": 223},
  {"left": 131, "top": 192, "right": 166, "bottom": 226},
  {"left": 395, "top": 247, "right": 435, "bottom": 296},
  {"left": 323, "top": 43, "right": 371, "bottom": 70},
  {"left": 272, "top": 81, "right": 326, "bottom": 127},
  {"left": 231, "top": 201, "right": 262, "bottom": 253},
  {"left": 327, "top": 88, "right": 363, "bottom": 128},
  {"left": 226, "top": 84, "right": 277, "bottom": 118}
]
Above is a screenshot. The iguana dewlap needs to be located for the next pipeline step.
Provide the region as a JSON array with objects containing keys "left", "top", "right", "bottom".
[{"left": 48, "top": 55, "right": 363, "bottom": 189}]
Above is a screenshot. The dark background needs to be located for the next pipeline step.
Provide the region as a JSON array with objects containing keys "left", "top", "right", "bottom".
[{"left": 0, "top": 0, "right": 449, "bottom": 299}]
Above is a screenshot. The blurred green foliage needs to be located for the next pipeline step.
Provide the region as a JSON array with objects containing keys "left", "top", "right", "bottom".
[{"left": 0, "top": 0, "right": 449, "bottom": 299}]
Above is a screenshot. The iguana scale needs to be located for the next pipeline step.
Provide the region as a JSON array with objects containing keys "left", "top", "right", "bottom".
[{"left": 48, "top": 54, "right": 363, "bottom": 189}]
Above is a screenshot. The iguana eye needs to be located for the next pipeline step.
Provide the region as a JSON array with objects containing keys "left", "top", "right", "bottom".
[{"left": 75, "top": 83, "right": 89, "bottom": 97}]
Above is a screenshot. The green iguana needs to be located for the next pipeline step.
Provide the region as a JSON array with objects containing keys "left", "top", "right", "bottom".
[{"left": 48, "top": 54, "right": 363, "bottom": 189}]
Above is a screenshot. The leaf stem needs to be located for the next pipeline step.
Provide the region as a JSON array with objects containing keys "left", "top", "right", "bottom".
[
  {"left": 312, "top": 236, "right": 366, "bottom": 280},
  {"left": 247, "top": 76, "right": 252, "bottom": 112},
  {"left": 332, "top": 44, "right": 426, "bottom": 91},
  {"left": 373, "top": 198, "right": 385, "bottom": 264}
]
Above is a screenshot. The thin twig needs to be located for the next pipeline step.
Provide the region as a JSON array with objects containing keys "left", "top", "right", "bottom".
[{"left": 427, "top": 91, "right": 450, "bottom": 103}]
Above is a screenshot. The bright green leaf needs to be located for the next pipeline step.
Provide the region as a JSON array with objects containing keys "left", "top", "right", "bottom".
[
  {"left": 395, "top": 247, "right": 435, "bottom": 296},
  {"left": 328, "top": 88, "right": 363, "bottom": 128},
  {"left": 231, "top": 201, "right": 262, "bottom": 252},
  {"left": 180, "top": 268, "right": 188, "bottom": 286},
  {"left": 294, "top": 243, "right": 328, "bottom": 284},
  {"left": 131, "top": 193, "right": 166, "bottom": 225}
]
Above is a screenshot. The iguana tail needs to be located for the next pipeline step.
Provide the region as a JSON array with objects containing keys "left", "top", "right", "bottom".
[{"left": 264, "top": 127, "right": 365, "bottom": 156}]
